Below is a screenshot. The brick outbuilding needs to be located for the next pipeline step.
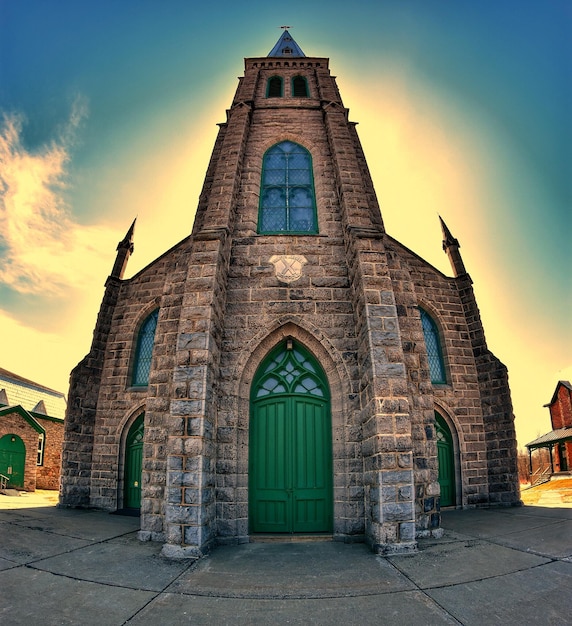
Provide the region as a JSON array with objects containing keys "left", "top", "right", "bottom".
[
  {"left": 0, "top": 369, "right": 65, "bottom": 491},
  {"left": 526, "top": 381, "right": 572, "bottom": 476}
]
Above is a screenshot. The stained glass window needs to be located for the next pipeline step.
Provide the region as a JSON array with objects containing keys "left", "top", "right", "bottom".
[
  {"left": 420, "top": 308, "right": 446, "bottom": 384},
  {"left": 254, "top": 341, "right": 326, "bottom": 398},
  {"left": 258, "top": 141, "right": 317, "bottom": 234},
  {"left": 132, "top": 309, "right": 159, "bottom": 386}
]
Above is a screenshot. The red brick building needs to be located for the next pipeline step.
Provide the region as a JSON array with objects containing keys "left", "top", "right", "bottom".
[
  {"left": 526, "top": 381, "right": 572, "bottom": 476},
  {"left": 0, "top": 368, "right": 66, "bottom": 491}
]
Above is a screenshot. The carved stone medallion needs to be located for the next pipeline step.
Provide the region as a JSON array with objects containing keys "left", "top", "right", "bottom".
[{"left": 269, "top": 255, "right": 308, "bottom": 284}]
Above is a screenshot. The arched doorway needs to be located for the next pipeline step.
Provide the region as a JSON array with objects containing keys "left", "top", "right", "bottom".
[
  {"left": 124, "top": 414, "right": 144, "bottom": 509},
  {"left": 0, "top": 434, "right": 26, "bottom": 488},
  {"left": 435, "top": 412, "right": 456, "bottom": 507},
  {"left": 249, "top": 339, "right": 333, "bottom": 533}
]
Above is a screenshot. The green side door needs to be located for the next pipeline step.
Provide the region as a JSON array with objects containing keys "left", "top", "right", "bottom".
[
  {"left": 0, "top": 434, "right": 26, "bottom": 488},
  {"left": 250, "top": 340, "right": 333, "bottom": 534},
  {"left": 124, "top": 414, "right": 144, "bottom": 509},
  {"left": 435, "top": 413, "right": 456, "bottom": 507}
]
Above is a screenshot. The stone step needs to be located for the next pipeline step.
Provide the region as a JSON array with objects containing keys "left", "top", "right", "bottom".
[{"left": 250, "top": 534, "right": 333, "bottom": 543}]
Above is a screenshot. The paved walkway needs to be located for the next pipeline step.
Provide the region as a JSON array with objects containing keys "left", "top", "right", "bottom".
[{"left": 0, "top": 492, "right": 571, "bottom": 625}]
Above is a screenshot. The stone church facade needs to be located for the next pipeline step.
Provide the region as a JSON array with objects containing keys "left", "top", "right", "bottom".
[{"left": 60, "top": 32, "right": 520, "bottom": 557}]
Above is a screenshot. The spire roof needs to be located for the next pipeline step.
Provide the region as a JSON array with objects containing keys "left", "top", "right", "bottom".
[
  {"left": 117, "top": 218, "right": 136, "bottom": 253},
  {"left": 439, "top": 216, "right": 460, "bottom": 251},
  {"left": 268, "top": 29, "right": 305, "bottom": 57}
]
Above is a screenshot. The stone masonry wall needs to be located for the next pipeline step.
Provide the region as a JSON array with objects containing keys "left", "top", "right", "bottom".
[
  {"left": 36, "top": 417, "right": 64, "bottom": 490},
  {"left": 385, "top": 236, "right": 520, "bottom": 507},
  {"left": 60, "top": 274, "right": 124, "bottom": 507},
  {"left": 384, "top": 244, "right": 441, "bottom": 532},
  {"left": 455, "top": 274, "right": 519, "bottom": 504},
  {"left": 216, "top": 99, "right": 364, "bottom": 541},
  {"left": 87, "top": 241, "right": 189, "bottom": 518},
  {"left": 386, "top": 238, "right": 491, "bottom": 506}
]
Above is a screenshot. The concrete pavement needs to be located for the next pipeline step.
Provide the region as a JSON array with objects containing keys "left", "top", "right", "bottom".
[{"left": 0, "top": 491, "right": 571, "bottom": 625}]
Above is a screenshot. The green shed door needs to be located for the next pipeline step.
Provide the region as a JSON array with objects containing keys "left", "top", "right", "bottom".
[
  {"left": 124, "top": 414, "right": 144, "bottom": 509},
  {"left": 435, "top": 413, "right": 456, "bottom": 507},
  {"left": 250, "top": 341, "right": 332, "bottom": 534},
  {"left": 0, "top": 434, "right": 26, "bottom": 488}
]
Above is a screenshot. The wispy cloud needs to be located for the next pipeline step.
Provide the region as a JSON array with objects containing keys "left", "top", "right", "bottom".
[{"left": 0, "top": 98, "right": 117, "bottom": 296}]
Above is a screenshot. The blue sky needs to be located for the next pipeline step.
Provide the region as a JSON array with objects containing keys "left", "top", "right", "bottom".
[{"left": 0, "top": 0, "right": 570, "bottom": 447}]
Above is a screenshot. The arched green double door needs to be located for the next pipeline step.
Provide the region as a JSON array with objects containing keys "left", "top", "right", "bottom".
[
  {"left": 249, "top": 340, "right": 333, "bottom": 534},
  {"left": 124, "top": 414, "right": 144, "bottom": 509},
  {"left": 0, "top": 434, "right": 26, "bottom": 488}
]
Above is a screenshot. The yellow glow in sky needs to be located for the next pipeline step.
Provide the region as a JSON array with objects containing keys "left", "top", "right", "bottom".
[{"left": 1, "top": 61, "right": 568, "bottom": 453}]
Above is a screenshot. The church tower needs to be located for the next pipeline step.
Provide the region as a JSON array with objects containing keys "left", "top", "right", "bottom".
[{"left": 60, "top": 31, "right": 520, "bottom": 557}]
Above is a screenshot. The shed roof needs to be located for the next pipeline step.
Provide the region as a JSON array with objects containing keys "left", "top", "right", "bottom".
[{"left": 525, "top": 427, "right": 572, "bottom": 449}]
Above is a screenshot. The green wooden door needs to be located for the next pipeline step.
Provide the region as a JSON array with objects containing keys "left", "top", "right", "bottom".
[
  {"left": 124, "top": 414, "right": 144, "bottom": 509},
  {"left": 0, "top": 434, "right": 26, "bottom": 488},
  {"left": 250, "top": 340, "right": 332, "bottom": 534},
  {"left": 435, "top": 413, "right": 456, "bottom": 507}
]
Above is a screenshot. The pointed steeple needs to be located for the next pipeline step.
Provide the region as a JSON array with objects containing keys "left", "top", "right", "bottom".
[
  {"left": 268, "top": 29, "right": 306, "bottom": 57},
  {"left": 439, "top": 216, "right": 467, "bottom": 277},
  {"left": 111, "top": 218, "right": 136, "bottom": 279}
]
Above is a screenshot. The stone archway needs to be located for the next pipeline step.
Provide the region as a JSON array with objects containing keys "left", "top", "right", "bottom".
[
  {"left": 123, "top": 413, "right": 144, "bottom": 509},
  {"left": 435, "top": 411, "right": 457, "bottom": 507},
  {"left": 249, "top": 338, "right": 333, "bottom": 534}
]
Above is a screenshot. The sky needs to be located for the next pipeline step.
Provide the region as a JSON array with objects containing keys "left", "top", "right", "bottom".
[{"left": 0, "top": 0, "right": 570, "bottom": 449}]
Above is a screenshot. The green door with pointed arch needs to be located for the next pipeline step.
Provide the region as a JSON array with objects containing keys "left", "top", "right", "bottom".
[
  {"left": 250, "top": 340, "right": 333, "bottom": 533},
  {"left": 124, "top": 414, "right": 144, "bottom": 509},
  {"left": 0, "top": 434, "right": 26, "bottom": 488},
  {"left": 435, "top": 413, "right": 456, "bottom": 507}
]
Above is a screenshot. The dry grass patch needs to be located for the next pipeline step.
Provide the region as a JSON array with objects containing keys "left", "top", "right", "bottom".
[{"left": 520, "top": 478, "right": 572, "bottom": 505}]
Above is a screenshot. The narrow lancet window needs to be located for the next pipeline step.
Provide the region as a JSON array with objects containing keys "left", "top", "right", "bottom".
[
  {"left": 420, "top": 308, "right": 447, "bottom": 384},
  {"left": 258, "top": 141, "right": 317, "bottom": 234},
  {"left": 292, "top": 76, "right": 309, "bottom": 97},
  {"left": 132, "top": 309, "right": 159, "bottom": 386},
  {"left": 267, "top": 76, "right": 283, "bottom": 97}
]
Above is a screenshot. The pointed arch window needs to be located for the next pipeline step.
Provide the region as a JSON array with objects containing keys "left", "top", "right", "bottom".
[
  {"left": 292, "top": 76, "right": 309, "bottom": 97},
  {"left": 258, "top": 141, "right": 318, "bottom": 234},
  {"left": 267, "top": 76, "right": 283, "bottom": 98},
  {"left": 132, "top": 309, "right": 159, "bottom": 386},
  {"left": 420, "top": 308, "right": 447, "bottom": 384}
]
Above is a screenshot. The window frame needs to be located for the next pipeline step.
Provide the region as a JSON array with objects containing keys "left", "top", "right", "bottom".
[
  {"left": 257, "top": 141, "right": 318, "bottom": 235},
  {"left": 37, "top": 433, "right": 45, "bottom": 466}
]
